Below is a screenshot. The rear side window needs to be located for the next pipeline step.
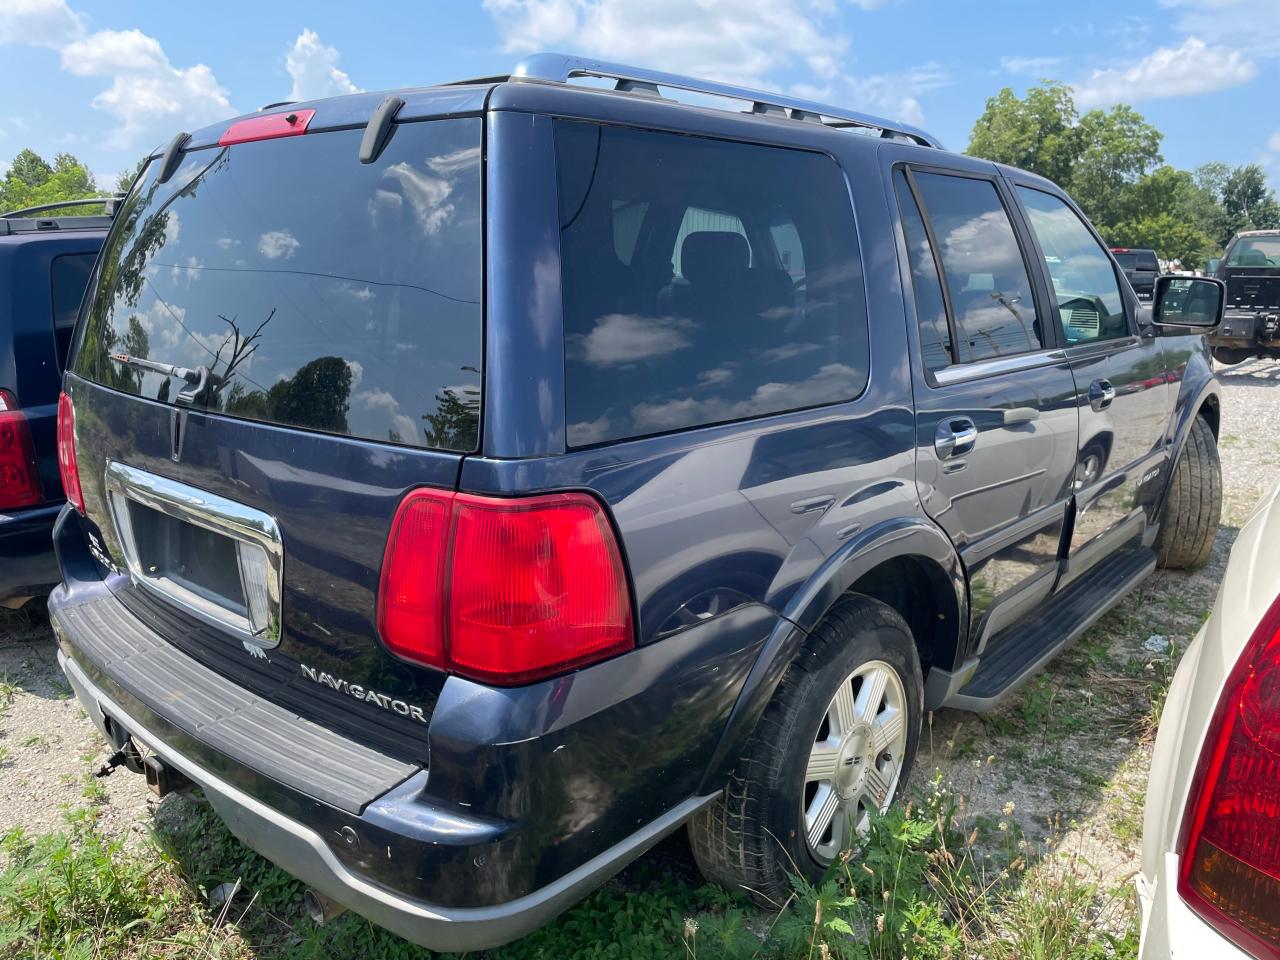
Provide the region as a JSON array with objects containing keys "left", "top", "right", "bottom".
[
  {"left": 894, "top": 171, "right": 952, "bottom": 371},
  {"left": 555, "top": 121, "right": 869, "bottom": 447},
  {"left": 74, "top": 118, "right": 483, "bottom": 452},
  {"left": 50, "top": 253, "right": 96, "bottom": 369},
  {"left": 909, "top": 171, "right": 1042, "bottom": 364}
]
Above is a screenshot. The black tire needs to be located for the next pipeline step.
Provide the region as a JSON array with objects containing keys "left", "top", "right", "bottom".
[
  {"left": 1155, "top": 415, "right": 1222, "bottom": 570},
  {"left": 688, "top": 595, "right": 923, "bottom": 906},
  {"left": 1213, "top": 347, "right": 1251, "bottom": 366}
]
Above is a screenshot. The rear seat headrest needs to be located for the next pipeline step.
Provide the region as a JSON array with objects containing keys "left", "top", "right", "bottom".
[{"left": 681, "top": 232, "right": 749, "bottom": 286}]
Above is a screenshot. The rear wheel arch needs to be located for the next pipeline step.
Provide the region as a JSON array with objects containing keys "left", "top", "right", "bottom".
[{"left": 1197, "top": 394, "right": 1220, "bottom": 438}]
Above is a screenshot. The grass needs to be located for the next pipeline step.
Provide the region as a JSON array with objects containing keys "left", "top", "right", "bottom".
[{"left": 0, "top": 779, "right": 1141, "bottom": 960}]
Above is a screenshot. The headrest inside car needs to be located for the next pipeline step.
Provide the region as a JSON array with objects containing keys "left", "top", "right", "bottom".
[{"left": 681, "top": 231, "right": 749, "bottom": 287}]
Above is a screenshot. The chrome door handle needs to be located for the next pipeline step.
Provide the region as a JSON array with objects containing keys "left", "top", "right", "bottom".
[
  {"left": 1089, "top": 379, "right": 1116, "bottom": 411},
  {"left": 934, "top": 417, "right": 977, "bottom": 459}
]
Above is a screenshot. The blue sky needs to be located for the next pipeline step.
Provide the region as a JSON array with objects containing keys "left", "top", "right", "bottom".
[{"left": 2, "top": 0, "right": 1278, "bottom": 190}]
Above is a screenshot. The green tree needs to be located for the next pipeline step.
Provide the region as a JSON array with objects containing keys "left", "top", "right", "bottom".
[
  {"left": 1, "top": 148, "right": 106, "bottom": 215},
  {"left": 1068, "top": 105, "right": 1163, "bottom": 231},
  {"left": 1221, "top": 164, "right": 1280, "bottom": 237},
  {"left": 966, "top": 82, "right": 1080, "bottom": 186},
  {"left": 115, "top": 158, "right": 147, "bottom": 196},
  {"left": 1108, "top": 213, "right": 1212, "bottom": 268}
]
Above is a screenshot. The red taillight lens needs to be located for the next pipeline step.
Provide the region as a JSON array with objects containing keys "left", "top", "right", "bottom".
[
  {"left": 377, "top": 489, "right": 634, "bottom": 685},
  {"left": 0, "top": 389, "right": 42, "bottom": 510},
  {"left": 377, "top": 488, "right": 452, "bottom": 667},
  {"left": 56, "top": 391, "right": 84, "bottom": 513},
  {"left": 1179, "top": 593, "right": 1280, "bottom": 958}
]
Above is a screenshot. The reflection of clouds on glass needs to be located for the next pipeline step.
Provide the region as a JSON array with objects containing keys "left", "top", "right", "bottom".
[
  {"left": 380, "top": 162, "right": 454, "bottom": 236},
  {"left": 355, "top": 387, "right": 418, "bottom": 442},
  {"left": 214, "top": 237, "right": 238, "bottom": 250},
  {"left": 572, "top": 313, "right": 695, "bottom": 366},
  {"left": 258, "top": 230, "right": 300, "bottom": 260},
  {"left": 955, "top": 301, "right": 1038, "bottom": 355},
  {"left": 567, "top": 414, "right": 612, "bottom": 447},
  {"left": 759, "top": 342, "right": 821, "bottom": 363},
  {"left": 427, "top": 146, "right": 481, "bottom": 176},
  {"left": 938, "top": 210, "right": 1018, "bottom": 272},
  {"left": 697, "top": 367, "right": 734, "bottom": 388},
  {"left": 163, "top": 210, "right": 180, "bottom": 246},
  {"left": 336, "top": 282, "right": 374, "bottom": 301},
  {"left": 170, "top": 254, "right": 201, "bottom": 287},
  {"left": 631, "top": 362, "right": 861, "bottom": 432},
  {"left": 346, "top": 359, "right": 364, "bottom": 390}
]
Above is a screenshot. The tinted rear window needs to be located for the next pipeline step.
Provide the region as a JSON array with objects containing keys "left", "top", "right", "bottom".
[
  {"left": 51, "top": 253, "right": 96, "bottom": 369},
  {"left": 555, "top": 121, "right": 868, "bottom": 447},
  {"left": 74, "top": 119, "right": 482, "bottom": 452}
]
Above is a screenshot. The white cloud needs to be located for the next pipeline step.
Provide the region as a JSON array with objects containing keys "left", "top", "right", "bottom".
[
  {"left": 1269, "top": 130, "right": 1280, "bottom": 153},
  {"left": 573, "top": 313, "right": 694, "bottom": 366},
  {"left": 257, "top": 230, "right": 299, "bottom": 259},
  {"left": 1161, "top": 0, "right": 1280, "bottom": 57},
  {"left": 1000, "top": 56, "right": 1064, "bottom": 76},
  {"left": 286, "top": 29, "right": 360, "bottom": 102},
  {"left": 1073, "top": 36, "right": 1256, "bottom": 108},
  {"left": 792, "top": 63, "right": 947, "bottom": 129},
  {"left": 0, "top": 0, "right": 84, "bottom": 49},
  {"left": 483, "top": 0, "right": 848, "bottom": 86},
  {"left": 60, "top": 28, "right": 232, "bottom": 148}
]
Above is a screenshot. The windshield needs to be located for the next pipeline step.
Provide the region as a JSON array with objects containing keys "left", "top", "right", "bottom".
[
  {"left": 72, "top": 118, "right": 483, "bottom": 452},
  {"left": 1226, "top": 236, "right": 1280, "bottom": 267}
]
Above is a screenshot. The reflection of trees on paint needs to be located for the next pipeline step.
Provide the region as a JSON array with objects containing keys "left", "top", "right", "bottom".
[{"left": 225, "top": 356, "right": 352, "bottom": 434}]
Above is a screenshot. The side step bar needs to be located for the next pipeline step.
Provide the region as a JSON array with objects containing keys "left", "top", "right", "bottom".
[{"left": 945, "top": 547, "right": 1156, "bottom": 713}]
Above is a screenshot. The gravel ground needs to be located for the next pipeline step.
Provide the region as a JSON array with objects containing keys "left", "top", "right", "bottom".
[{"left": 1, "top": 356, "right": 1278, "bottom": 921}]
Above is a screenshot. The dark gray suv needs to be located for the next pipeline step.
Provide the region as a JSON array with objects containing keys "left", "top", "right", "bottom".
[{"left": 50, "top": 54, "right": 1227, "bottom": 951}]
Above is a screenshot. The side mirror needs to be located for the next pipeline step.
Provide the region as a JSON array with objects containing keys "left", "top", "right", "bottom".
[
  {"left": 1206, "top": 257, "right": 1221, "bottom": 274},
  {"left": 1151, "top": 275, "right": 1225, "bottom": 331}
]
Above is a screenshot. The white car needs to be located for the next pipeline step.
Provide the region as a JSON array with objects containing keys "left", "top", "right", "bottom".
[{"left": 1138, "top": 481, "right": 1280, "bottom": 959}]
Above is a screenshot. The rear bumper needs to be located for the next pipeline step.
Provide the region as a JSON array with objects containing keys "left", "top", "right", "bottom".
[
  {"left": 58, "top": 646, "right": 711, "bottom": 952},
  {"left": 0, "top": 503, "right": 62, "bottom": 604},
  {"left": 1211, "top": 311, "right": 1280, "bottom": 348}
]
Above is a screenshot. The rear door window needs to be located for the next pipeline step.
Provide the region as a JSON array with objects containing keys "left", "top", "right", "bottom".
[
  {"left": 554, "top": 121, "right": 869, "bottom": 447},
  {"left": 50, "top": 253, "right": 96, "bottom": 369},
  {"left": 908, "top": 171, "right": 1043, "bottom": 364},
  {"left": 73, "top": 118, "right": 483, "bottom": 452}
]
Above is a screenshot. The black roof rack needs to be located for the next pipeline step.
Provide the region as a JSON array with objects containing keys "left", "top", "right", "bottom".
[{"left": 0, "top": 195, "right": 123, "bottom": 237}]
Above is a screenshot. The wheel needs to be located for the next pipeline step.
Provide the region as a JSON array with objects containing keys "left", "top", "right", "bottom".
[
  {"left": 688, "top": 595, "right": 922, "bottom": 905},
  {"left": 1155, "top": 415, "right": 1222, "bottom": 570},
  {"left": 1213, "top": 347, "right": 1251, "bottom": 365}
]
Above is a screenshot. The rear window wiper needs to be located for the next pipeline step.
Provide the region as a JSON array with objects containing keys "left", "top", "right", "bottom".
[{"left": 109, "top": 354, "right": 218, "bottom": 406}]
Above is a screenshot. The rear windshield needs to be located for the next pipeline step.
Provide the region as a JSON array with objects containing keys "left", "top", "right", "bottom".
[
  {"left": 73, "top": 118, "right": 483, "bottom": 452},
  {"left": 1113, "top": 251, "right": 1156, "bottom": 270},
  {"left": 1226, "top": 236, "right": 1280, "bottom": 267}
]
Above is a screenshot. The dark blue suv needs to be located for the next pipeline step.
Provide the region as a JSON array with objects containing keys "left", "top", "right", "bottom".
[
  {"left": 0, "top": 200, "right": 109, "bottom": 610},
  {"left": 50, "top": 55, "right": 1228, "bottom": 951}
]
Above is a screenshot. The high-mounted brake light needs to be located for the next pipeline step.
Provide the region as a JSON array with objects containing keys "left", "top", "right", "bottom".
[
  {"left": 378, "top": 489, "right": 634, "bottom": 686},
  {"left": 219, "top": 108, "right": 316, "bottom": 147},
  {"left": 0, "top": 389, "right": 42, "bottom": 510},
  {"left": 1178, "top": 592, "right": 1280, "bottom": 959},
  {"left": 56, "top": 391, "right": 84, "bottom": 513}
]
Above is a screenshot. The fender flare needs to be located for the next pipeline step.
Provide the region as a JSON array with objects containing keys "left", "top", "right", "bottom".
[
  {"left": 1155, "top": 370, "right": 1221, "bottom": 519},
  {"left": 696, "top": 516, "right": 966, "bottom": 794}
]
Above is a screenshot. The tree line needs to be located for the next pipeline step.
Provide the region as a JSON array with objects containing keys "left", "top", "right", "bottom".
[
  {"left": 967, "top": 81, "right": 1279, "bottom": 267},
  {"left": 0, "top": 148, "right": 137, "bottom": 216}
]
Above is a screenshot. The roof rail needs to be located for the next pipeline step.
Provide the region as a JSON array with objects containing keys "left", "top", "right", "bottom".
[
  {"left": 2, "top": 196, "right": 121, "bottom": 219},
  {"left": 510, "top": 53, "right": 943, "bottom": 149}
]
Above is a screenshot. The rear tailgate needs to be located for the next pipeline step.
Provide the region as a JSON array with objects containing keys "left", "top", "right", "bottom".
[
  {"left": 65, "top": 114, "right": 484, "bottom": 761},
  {"left": 1224, "top": 267, "right": 1280, "bottom": 314}
]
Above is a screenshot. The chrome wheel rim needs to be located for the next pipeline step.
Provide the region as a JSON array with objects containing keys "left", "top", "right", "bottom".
[{"left": 801, "top": 659, "right": 908, "bottom": 863}]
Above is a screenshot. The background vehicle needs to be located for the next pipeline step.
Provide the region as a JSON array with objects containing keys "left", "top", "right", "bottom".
[
  {"left": 1208, "top": 229, "right": 1280, "bottom": 364},
  {"left": 50, "top": 55, "right": 1227, "bottom": 951},
  {"left": 1112, "top": 247, "right": 1160, "bottom": 299},
  {"left": 1138, "top": 480, "right": 1280, "bottom": 959},
  {"left": 0, "top": 199, "right": 110, "bottom": 610}
]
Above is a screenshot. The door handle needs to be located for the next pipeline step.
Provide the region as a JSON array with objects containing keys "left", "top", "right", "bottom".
[
  {"left": 934, "top": 417, "right": 977, "bottom": 459},
  {"left": 1089, "top": 379, "right": 1116, "bottom": 411},
  {"left": 1003, "top": 406, "right": 1039, "bottom": 426}
]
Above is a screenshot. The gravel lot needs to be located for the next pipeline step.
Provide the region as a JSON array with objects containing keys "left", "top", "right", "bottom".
[{"left": 1, "top": 356, "right": 1278, "bottom": 943}]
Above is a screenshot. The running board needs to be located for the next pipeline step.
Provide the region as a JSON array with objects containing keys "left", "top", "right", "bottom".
[{"left": 944, "top": 547, "right": 1156, "bottom": 713}]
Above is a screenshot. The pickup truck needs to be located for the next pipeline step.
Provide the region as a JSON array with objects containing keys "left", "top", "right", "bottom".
[{"left": 1208, "top": 230, "right": 1280, "bottom": 364}]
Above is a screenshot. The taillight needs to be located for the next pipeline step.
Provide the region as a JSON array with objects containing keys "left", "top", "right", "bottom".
[
  {"left": 1178, "top": 593, "right": 1280, "bottom": 958},
  {"left": 378, "top": 489, "right": 634, "bottom": 685},
  {"left": 56, "top": 391, "right": 84, "bottom": 513},
  {"left": 0, "top": 389, "right": 42, "bottom": 510}
]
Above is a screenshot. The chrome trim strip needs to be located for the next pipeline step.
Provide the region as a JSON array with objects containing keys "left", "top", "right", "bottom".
[
  {"left": 931, "top": 349, "right": 1068, "bottom": 386},
  {"left": 511, "top": 53, "right": 943, "bottom": 148},
  {"left": 104, "top": 461, "right": 283, "bottom": 648}
]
